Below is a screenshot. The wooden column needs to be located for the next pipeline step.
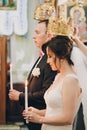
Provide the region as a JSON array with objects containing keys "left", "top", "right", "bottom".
[{"left": 0, "top": 36, "right": 7, "bottom": 124}]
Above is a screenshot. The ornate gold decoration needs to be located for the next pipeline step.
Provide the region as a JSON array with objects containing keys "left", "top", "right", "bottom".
[
  {"left": 47, "top": 16, "right": 74, "bottom": 36},
  {"left": 47, "top": 0, "right": 74, "bottom": 36},
  {"left": 34, "top": 0, "right": 56, "bottom": 20},
  {"left": 66, "top": 0, "right": 87, "bottom": 6},
  {"left": 34, "top": 0, "right": 74, "bottom": 36}
]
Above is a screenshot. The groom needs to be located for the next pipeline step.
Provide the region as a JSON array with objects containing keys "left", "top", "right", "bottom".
[{"left": 9, "top": 20, "right": 57, "bottom": 130}]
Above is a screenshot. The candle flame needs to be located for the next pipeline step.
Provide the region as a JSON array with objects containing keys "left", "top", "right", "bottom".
[
  {"left": 25, "top": 80, "right": 28, "bottom": 86},
  {"left": 10, "top": 63, "right": 12, "bottom": 68}
]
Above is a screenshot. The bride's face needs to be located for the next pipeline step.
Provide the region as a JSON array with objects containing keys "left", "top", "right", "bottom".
[{"left": 46, "top": 47, "right": 58, "bottom": 71}]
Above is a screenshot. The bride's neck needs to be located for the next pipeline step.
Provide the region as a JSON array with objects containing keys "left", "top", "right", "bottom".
[{"left": 60, "top": 64, "right": 75, "bottom": 76}]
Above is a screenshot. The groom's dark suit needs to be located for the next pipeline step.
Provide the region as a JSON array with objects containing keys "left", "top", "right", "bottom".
[
  {"left": 74, "top": 103, "right": 85, "bottom": 130},
  {"left": 19, "top": 45, "right": 57, "bottom": 130}
]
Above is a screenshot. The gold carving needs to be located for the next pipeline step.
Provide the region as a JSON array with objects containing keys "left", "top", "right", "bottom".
[
  {"left": 34, "top": 0, "right": 56, "bottom": 20},
  {"left": 34, "top": 0, "right": 74, "bottom": 36},
  {"left": 47, "top": 16, "right": 74, "bottom": 36}
]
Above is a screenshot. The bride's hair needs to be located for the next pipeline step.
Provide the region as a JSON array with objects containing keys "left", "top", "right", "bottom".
[{"left": 47, "top": 35, "right": 74, "bottom": 65}]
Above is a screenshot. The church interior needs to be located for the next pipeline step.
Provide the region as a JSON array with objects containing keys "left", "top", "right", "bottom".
[{"left": 0, "top": 0, "right": 87, "bottom": 129}]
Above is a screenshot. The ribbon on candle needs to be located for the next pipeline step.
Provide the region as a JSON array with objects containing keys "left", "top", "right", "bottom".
[
  {"left": 10, "top": 63, "right": 13, "bottom": 90},
  {"left": 25, "top": 80, "right": 29, "bottom": 123}
]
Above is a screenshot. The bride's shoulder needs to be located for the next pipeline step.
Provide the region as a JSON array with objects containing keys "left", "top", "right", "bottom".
[{"left": 62, "top": 74, "right": 79, "bottom": 88}]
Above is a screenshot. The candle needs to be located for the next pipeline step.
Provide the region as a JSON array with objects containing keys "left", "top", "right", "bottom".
[
  {"left": 25, "top": 80, "right": 28, "bottom": 123},
  {"left": 10, "top": 63, "right": 13, "bottom": 90}
]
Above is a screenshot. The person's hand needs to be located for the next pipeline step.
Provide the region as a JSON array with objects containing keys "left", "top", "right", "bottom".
[
  {"left": 22, "top": 107, "right": 39, "bottom": 117},
  {"left": 23, "top": 110, "right": 42, "bottom": 123},
  {"left": 28, "top": 106, "right": 39, "bottom": 113},
  {"left": 71, "top": 35, "right": 81, "bottom": 47},
  {"left": 9, "top": 89, "right": 22, "bottom": 101},
  {"left": 22, "top": 107, "right": 42, "bottom": 123},
  {"left": 22, "top": 109, "right": 30, "bottom": 121},
  {"left": 73, "top": 27, "right": 79, "bottom": 36}
]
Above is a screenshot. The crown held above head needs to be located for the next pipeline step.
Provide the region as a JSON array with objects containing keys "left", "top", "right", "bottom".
[
  {"left": 47, "top": 16, "right": 74, "bottom": 36},
  {"left": 34, "top": 0, "right": 56, "bottom": 21}
]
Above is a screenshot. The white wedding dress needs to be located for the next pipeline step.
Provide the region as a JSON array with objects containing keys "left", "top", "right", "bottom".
[{"left": 41, "top": 73, "right": 82, "bottom": 130}]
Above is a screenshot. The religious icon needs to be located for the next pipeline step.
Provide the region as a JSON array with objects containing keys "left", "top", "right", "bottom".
[
  {"left": 70, "top": 6, "right": 87, "bottom": 39},
  {"left": 0, "top": 0, "right": 17, "bottom": 10}
]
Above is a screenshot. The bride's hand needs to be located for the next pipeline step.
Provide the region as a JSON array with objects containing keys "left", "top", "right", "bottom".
[
  {"left": 22, "top": 109, "right": 29, "bottom": 119},
  {"left": 73, "top": 27, "right": 79, "bottom": 36},
  {"left": 26, "top": 111, "right": 43, "bottom": 123},
  {"left": 28, "top": 106, "right": 39, "bottom": 114},
  {"left": 22, "top": 107, "right": 40, "bottom": 121}
]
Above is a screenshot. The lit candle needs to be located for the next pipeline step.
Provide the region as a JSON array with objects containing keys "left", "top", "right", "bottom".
[
  {"left": 25, "top": 80, "right": 28, "bottom": 123},
  {"left": 10, "top": 63, "right": 13, "bottom": 90}
]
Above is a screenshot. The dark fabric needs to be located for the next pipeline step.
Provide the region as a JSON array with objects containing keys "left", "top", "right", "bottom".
[
  {"left": 27, "top": 122, "right": 41, "bottom": 130},
  {"left": 73, "top": 103, "right": 85, "bottom": 130},
  {"left": 19, "top": 53, "right": 57, "bottom": 130}
]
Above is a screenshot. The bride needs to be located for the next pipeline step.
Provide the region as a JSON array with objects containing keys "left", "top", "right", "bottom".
[{"left": 23, "top": 35, "right": 82, "bottom": 130}]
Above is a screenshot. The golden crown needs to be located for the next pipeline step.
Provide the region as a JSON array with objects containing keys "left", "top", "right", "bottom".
[
  {"left": 34, "top": 0, "right": 74, "bottom": 36},
  {"left": 47, "top": 16, "right": 74, "bottom": 36},
  {"left": 34, "top": 0, "right": 56, "bottom": 21}
]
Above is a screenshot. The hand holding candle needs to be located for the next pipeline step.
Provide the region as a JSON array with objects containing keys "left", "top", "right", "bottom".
[{"left": 10, "top": 63, "right": 13, "bottom": 90}]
